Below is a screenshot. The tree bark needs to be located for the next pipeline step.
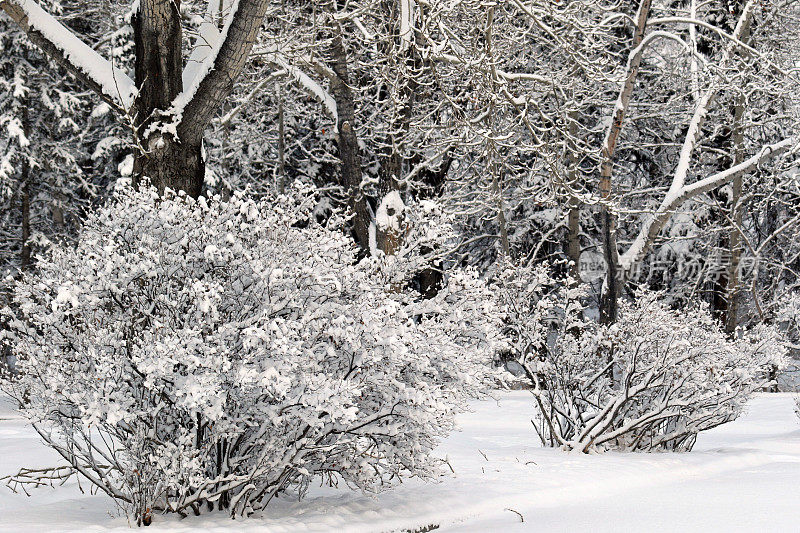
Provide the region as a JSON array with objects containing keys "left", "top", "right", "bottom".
[
  {"left": 327, "top": 20, "right": 371, "bottom": 252},
  {"left": 722, "top": 85, "right": 747, "bottom": 334},
  {"left": 20, "top": 166, "right": 31, "bottom": 271},
  {"left": 130, "top": 0, "right": 204, "bottom": 196},
  {"left": 376, "top": 0, "right": 425, "bottom": 256},
  {"left": 722, "top": 22, "right": 751, "bottom": 334},
  {"left": 565, "top": 111, "right": 581, "bottom": 280},
  {"left": 277, "top": 86, "right": 286, "bottom": 193},
  {"left": 19, "top": 95, "right": 32, "bottom": 271},
  {"left": 3, "top": 0, "right": 272, "bottom": 199},
  {"left": 598, "top": 0, "right": 652, "bottom": 324}
]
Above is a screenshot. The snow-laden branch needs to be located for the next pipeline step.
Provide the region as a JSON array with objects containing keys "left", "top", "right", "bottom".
[
  {"left": 649, "top": 17, "right": 760, "bottom": 56},
  {"left": 0, "top": 0, "right": 136, "bottom": 111},
  {"left": 182, "top": 0, "right": 235, "bottom": 90},
  {"left": 616, "top": 0, "right": 769, "bottom": 273},
  {"left": 619, "top": 137, "right": 798, "bottom": 272},
  {"left": 663, "top": 0, "right": 757, "bottom": 197},
  {"left": 173, "top": 0, "right": 272, "bottom": 143},
  {"left": 168, "top": 0, "right": 242, "bottom": 124},
  {"left": 249, "top": 45, "right": 340, "bottom": 125},
  {"left": 399, "top": 0, "right": 414, "bottom": 52},
  {"left": 215, "top": 70, "right": 286, "bottom": 126},
  {"left": 272, "top": 57, "right": 338, "bottom": 124},
  {"left": 600, "top": 0, "right": 653, "bottom": 165}
]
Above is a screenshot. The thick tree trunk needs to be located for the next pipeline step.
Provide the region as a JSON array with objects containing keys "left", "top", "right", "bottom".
[
  {"left": 132, "top": 0, "right": 205, "bottom": 197},
  {"left": 136, "top": 138, "right": 205, "bottom": 198},
  {"left": 376, "top": 65, "right": 415, "bottom": 255},
  {"left": 723, "top": 23, "right": 750, "bottom": 335},
  {"left": 709, "top": 21, "right": 750, "bottom": 333},
  {"left": 722, "top": 94, "right": 747, "bottom": 334}
]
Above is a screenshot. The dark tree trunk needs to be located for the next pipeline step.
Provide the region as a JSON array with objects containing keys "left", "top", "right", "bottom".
[
  {"left": 20, "top": 100, "right": 31, "bottom": 271},
  {"left": 328, "top": 24, "right": 371, "bottom": 252},
  {"left": 135, "top": 138, "right": 205, "bottom": 198},
  {"left": 710, "top": 22, "right": 749, "bottom": 334},
  {"left": 132, "top": 0, "right": 205, "bottom": 198},
  {"left": 599, "top": 210, "right": 619, "bottom": 325},
  {"left": 376, "top": 44, "right": 417, "bottom": 256}
]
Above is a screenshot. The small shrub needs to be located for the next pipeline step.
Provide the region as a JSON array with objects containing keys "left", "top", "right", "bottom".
[
  {"left": 497, "top": 263, "right": 785, "bottom": 453},
  {"left": 0, "top": 184, "right": 501, "bottom": 523}
]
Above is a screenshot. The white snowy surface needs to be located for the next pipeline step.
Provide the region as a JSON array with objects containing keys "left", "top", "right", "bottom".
[{"left": 2, "top": 392, "right": 799, "bottom": 532}]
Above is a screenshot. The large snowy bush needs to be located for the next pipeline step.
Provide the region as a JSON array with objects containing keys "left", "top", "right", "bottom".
[
  {"left": 0, "top": 184, "right": 501, "bottom": 524},
  {"left": 498, "top": 264, "right": 785, "bottom": 453}
]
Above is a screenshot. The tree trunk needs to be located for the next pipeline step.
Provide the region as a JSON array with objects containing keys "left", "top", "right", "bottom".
[
  {"left": 723, "top": 93, "right": 747, "bottom": 334},
  {"left": 20, "top": 167, "right": 31, "bottom": 271},
  {"left": 20, "top": 101, "right": 31, "bottom": 271},
  {"left": 567, "top": 203, "right": 581, "bottom": 279},
  {"left": 135, "top": 137, "right": 205, "bottom": 198},
  {"left": 709, "top": 21, "right": 750, "bottom": 333},
  {"left": 277, "top": 86, "right": 286, "bottom": 193},
  {"left": 132, "top": 0, "right": 205, "bottom": 197},
  {"left": 484, "top": 7, "right": 510, "bottom": 261},
  {"left": 565, "top": 111, "right": 581, "bottom": 280},
  {"left": 599, "top": 0, "right": 652, "bottom": 324},
  {"left": 723, "top": 23, "right": 751, "bottom": 335},
  {"left": 328, "top": 22, "right": 371, "bottom": 252},
  {"left": 376, "top": 59, "right": 416, "bottom": 255},
  {"left": 2, "top": 0, "right": 272, "bottom": 200}
]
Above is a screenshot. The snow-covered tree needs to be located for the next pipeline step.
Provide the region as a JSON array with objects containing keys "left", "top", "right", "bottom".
[
  {"left": 0, "top": 0, "right": 274, "bottom": 196},
  {"left": 0, "top": 0, "right": 124, "bottom": 277}
]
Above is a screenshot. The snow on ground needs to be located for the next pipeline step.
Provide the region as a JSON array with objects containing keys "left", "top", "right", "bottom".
[{"left": 2, "top": 392, "right": 799, "bottom": 532}]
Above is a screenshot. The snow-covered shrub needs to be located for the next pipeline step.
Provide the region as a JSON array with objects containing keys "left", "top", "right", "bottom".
[
  {"left": 0, "top": 183, "right": 501, "bottom": 523},
  {"left": 778, "top": 293, "right": 800, "bottom": 351},
  {"left": 776, "top": 293, "right": 800, "bottom": 411},
  {"left": 497, "top": 263, "right": 785, "bottom": 453}
]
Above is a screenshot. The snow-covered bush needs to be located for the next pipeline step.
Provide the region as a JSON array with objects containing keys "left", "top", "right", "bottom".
[
  {"left": 497, "top": 263, "right": 785, "bottom": 453},
  {"left": 778, "top": 293, "right": 800, "bottom": 350},
  {"left": 0, "top": 183, "right": 501, "bottom": 524},
  {"left": 776, "top": 293, "right": 800, "bottom": 412}
]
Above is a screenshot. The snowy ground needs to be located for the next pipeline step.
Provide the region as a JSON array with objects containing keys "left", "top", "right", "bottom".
[{"left": 2, "top": 392, "right": 799, "bottom": 532}]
